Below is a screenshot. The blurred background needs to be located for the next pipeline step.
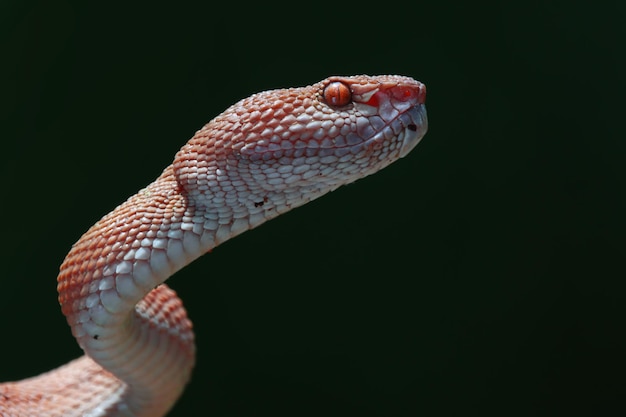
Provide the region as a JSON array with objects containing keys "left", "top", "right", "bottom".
[{"left": 1, "top": 1, "right": 624, "bottom": 416}]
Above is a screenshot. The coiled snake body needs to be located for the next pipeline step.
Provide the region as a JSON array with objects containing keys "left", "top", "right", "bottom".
[{"left": 0, "top": 75, "right": 428, "bottom": 416}]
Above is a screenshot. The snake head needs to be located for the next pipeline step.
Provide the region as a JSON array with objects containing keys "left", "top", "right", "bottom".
[
  {"left": 316, "top": 75, "right": 428, "bottom": 160},
  {"left": 175, "top": 75, "right": 427, "bottom": 217}
]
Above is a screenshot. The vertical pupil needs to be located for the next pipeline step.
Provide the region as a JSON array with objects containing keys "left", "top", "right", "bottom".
[{"left": 324, "top": 82, "right": 351, "bottom": 106}]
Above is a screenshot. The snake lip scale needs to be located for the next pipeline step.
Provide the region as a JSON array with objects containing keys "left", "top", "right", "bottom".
[{"left": 0, "top": 74, "right": 428, "bottom": 417}]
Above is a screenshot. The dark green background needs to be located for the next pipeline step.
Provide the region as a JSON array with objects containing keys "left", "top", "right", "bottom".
[{"left": 1, "top": 1, "right": 624, "bottom": 416}]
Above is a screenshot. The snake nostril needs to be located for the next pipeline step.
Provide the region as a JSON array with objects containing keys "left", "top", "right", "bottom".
[{"left": 407, "top": 124, "right": 417, "bottom": 131}]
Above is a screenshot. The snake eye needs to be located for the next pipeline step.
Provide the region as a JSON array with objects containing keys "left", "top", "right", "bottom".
[{"left": 323, "top": 81, "right": 352, "bottom": 107}]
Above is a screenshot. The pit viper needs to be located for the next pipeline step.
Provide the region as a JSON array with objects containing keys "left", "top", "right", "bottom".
[{"left": 0, "top": 75, "right": 428, "bottom": 417}]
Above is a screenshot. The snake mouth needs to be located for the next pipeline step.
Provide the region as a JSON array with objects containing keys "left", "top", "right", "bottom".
[
  {"left": 398, "top": 104, "right": 428, "bottom": 158},
  {"left": 236, "top": 104, "right": 427, "bottom": 164},
  {"left": 340, "top": 103, "right": 427, "bottom": 161},
  {"left": 386, "top": 105, "right": 428, "bottom": 158}
]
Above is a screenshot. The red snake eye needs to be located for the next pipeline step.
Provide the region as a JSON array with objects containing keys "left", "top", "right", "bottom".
[{"left": 323, "top": 81, "right": 352, "bottom": 107}]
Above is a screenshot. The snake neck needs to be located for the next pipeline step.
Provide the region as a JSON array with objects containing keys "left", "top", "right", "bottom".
[
  {"left": 56, "top": 166, "right": 206, "bottom": 416},
  {"left": 55, "top": 157, "right": 321, "bottom": 415}
]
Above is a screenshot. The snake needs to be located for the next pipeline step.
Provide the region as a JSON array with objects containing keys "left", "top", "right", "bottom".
[{"left": 0, "top": 74, "right": 427, "bottom": 417}]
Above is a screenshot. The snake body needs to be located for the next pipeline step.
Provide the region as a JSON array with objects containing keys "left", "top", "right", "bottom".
[{"left": 0, "top": 75, "right": 428, "bottom": 416}]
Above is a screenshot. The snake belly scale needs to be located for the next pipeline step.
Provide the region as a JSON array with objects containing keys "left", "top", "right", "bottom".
[{"left": 0, "top": 75, "right": 428, "bottom": 417}]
